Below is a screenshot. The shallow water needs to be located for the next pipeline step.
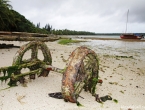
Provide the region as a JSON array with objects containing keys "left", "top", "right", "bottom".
[
  {"left": 78, "top": 35, "right": 120, "bottom": 39},
  {"left": 78, "top": 39, "right": 145, "bottom": 61}
]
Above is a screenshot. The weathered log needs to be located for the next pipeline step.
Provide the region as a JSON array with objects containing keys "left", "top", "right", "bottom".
[
  {"left": 11, "top": 32, "right": 49, "bottom": 37},
  {"left": 0, "top": 35, "right": 59, "bottom": 41},
  {"left": 0, "top": 31, "right": 52, "bottom": 37},
  {"left": 0, "top": 31, "right": 12, "bottom": 35},
  {"left": 0, "top": 31, "right": 59, "bottom": 41}
]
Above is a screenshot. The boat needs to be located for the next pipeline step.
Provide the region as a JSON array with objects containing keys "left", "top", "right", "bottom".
[
  {"left": 120, "top": 10, "right": 144, "bottom": 39},
  {"left": 120, "top": 33, "right": 143, "bottom": 39}
]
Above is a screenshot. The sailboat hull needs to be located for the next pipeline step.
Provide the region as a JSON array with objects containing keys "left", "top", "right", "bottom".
[{"left": 120, "top": 34, "right": 142, "bottom": 39}]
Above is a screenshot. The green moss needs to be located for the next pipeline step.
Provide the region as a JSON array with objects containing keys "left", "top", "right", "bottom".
[
  {"left": 92, "top": 77, "right": 99, "bottom": 94},
  {"left": 8, "top": 79, "right": 17, "bottom": 87},
  {"left": 113, "top": 99, "right": 118, "bottom": 103},
  {"left": 58, "top": 39, "right": 84, "bottom": 45},
  {"left": 3, "top": 69, "right": 6, "bottom": 76},
  {"left": 76, "top": 101, "right": 83, "bottom": 107},
  {"left": 7, "top": 65, "right": 19, "bottom": 76},
  {"left": 0, "top": 65, "right": 19, "bottom": 86},
  {"left": 0, "top": 76, "right": 9, "bottom": 82},
  {"left": 0, "top": 66, "right": 18, "bottom": 82},
  {"left": 87, "top": 77, "right": 98, "bottom": 95},
  {"left": 60, "top": 67, "right": 67, "bottom": 74}
]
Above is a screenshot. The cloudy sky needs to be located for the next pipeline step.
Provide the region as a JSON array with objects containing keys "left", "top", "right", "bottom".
[{"left": 10, "top": 0, "right": 145, "bottom": 33}]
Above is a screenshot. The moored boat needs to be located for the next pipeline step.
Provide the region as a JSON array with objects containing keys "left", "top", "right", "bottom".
[
  {"left": 120, "top": 10, "right": 144, "bottom": 40},
  {"left": 120, "top": 34, "right": 143, "bottom": 39}
]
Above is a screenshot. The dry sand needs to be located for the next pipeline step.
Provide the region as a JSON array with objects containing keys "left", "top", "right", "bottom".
[{"left": 0, "top": 40, "right": 145, "bottom": 110}]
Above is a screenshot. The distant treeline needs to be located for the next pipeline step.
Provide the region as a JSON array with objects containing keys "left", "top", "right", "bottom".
[{"left": 0, "top": 0, "right": 144, "bottom": 36}]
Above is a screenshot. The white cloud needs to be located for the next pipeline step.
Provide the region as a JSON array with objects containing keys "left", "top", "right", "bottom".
[{"left": 10, "top": 0, "right": 145, "bottom": 33}]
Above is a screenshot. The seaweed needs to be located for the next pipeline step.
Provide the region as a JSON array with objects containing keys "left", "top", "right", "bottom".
[
  {"left": 115, "top": 55, "right": 133, "bottom": 59},
  {"left": 0, "top": 65, "right": 19, "bottom": 82},
  {"left": 0, "top": 61, "right": 42, "bottom": 86},
  {"left": 76, "top": 101, "right": 83, "bottom": 107},
  {"left": 87, "top": 77, "right": 98, "bottom": 95},
  {"left": 7, "top": 65, "right": 19, "bottom": 77},
  {"left": 120, "top": 90, "right": 124, "bottom": 94},
  {"left": 113, "top": 99, "right": 118, "bottom": 103}
]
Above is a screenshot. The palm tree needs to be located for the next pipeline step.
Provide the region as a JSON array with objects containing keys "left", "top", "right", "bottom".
[
  {"left": 0, "top": 0, "right": 15, "bottom": 30},
  {"left": 0, "top": 0, "right": 12, "bottom": 8}
]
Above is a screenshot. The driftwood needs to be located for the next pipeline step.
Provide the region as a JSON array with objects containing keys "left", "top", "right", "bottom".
[
  {"left": 0, "top": 35, "right": 59, "bottom": 41},
  {"left": 0, "top": 31, "right": 49, "bottom": 37},
  {"left": 0, "top": 31, "right": 59, "bottom": 41},
  {"left": 0, "top": 43, "right": 20, "bottom": 48}
]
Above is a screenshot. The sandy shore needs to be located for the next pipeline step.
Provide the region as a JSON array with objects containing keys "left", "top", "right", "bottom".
[{"left": 0, "top": 40, "right": 145, "bottom": 110}]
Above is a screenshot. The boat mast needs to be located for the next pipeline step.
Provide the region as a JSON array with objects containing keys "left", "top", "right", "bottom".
[{"left": 125, "top": 9, "right": 129, "bottom": 33}]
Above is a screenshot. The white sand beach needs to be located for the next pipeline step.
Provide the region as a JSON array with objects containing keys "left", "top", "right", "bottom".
[{"left": 0, "top": 40, "right": 145, "bottom": 110}]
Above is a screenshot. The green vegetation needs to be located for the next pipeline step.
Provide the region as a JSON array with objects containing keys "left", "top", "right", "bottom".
[
  {"left": 58, "top": 39, "right": 84, "bottom": 45},
  {"left": 89, "top": 77, "right": 98, "bottom": 95},
  {"left": 0, "top": 0, "right": 14, "bottom": 30},
  {"left": 113, "top": 99, "right": 118, "bottom": 103},
  {"left": 0, "top": 0, "right": 52, "bottom": 33},
  {"left": 52, "top": 29, "right": 96, "bottom": 35},
  {"left": 0, "top": 65, "right": 18, "bottom": 82},
  {"left": 0, "top": 61, "right": 43, "bottom": 86},
  {"left": 76, "top": 101, "right": 83, "bottom": 107}
]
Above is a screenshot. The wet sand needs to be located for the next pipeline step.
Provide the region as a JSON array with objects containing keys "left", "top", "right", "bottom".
[{"left": 0, "top": 40, "right": 145, "bottom": 110}]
